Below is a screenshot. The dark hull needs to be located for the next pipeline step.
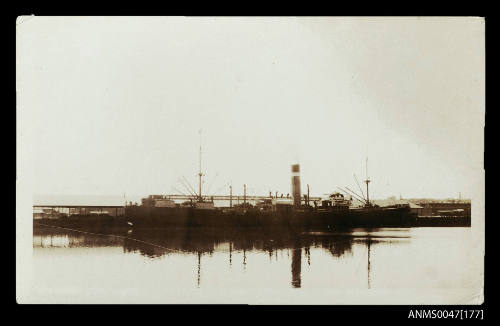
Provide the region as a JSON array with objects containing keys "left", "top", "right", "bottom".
[
  {"left": 347, "top": 207, "right": 417, "bottom": 227},
  {"left": 123, "top": 206, "right": 417, "bottom": 228}
]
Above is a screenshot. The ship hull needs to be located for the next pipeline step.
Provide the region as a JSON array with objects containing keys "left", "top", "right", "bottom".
[
  {"left": 123, "top": 206, "right": 416, "bottom": 228},
  {"left": 346, "top": 207, "right": 416, "bottom": 227}
]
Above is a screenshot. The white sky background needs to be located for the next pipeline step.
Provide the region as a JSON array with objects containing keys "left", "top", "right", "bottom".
[{"left": 17, "top": 17, "right": 485, "bottom": 200}]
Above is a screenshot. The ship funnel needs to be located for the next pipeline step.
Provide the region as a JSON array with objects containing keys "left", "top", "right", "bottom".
[{"left": 291, "top": 164, "right": 301, "bottom": 208}]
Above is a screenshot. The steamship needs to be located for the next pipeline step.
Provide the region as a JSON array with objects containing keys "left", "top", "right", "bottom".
[{"left": 124, "top": 160, "right": 415, "bottom": 229}]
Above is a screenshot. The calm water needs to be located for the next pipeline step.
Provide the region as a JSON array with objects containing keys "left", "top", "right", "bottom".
[{"left": 30, "top": 225, "right": 481, "bottom": 304}]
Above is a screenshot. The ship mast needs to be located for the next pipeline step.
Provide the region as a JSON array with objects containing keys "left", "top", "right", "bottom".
[
  {"left": 364, "top": 157, "right": 370, "bottom": 206},
  {"left": 198, "top": 129, "right": 203, "bottom": 202}
]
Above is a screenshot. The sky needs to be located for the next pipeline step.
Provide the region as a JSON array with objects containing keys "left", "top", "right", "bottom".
[{"left": 17, "top": 17, "right": 485, "bottom": 201}]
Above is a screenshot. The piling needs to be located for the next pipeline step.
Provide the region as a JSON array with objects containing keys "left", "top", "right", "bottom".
[{"left": 291, "top": 164, "right": 301, "bottom": 208}]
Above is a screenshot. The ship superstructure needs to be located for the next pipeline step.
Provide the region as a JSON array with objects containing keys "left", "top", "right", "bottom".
[{"left": 124, "top": 143, "right": 414, "bottom": 228}]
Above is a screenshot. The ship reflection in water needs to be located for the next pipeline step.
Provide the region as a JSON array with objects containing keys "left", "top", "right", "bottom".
[{"left": 33, "top": 226, "right": 473, "bottom": 291}]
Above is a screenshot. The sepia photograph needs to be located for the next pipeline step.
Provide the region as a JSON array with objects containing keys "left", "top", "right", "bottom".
[{"left": 16, "top": 16, "right": 485, "bottom": 307}]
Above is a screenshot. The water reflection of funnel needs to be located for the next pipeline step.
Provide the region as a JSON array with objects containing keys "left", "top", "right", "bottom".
[{"left": 291, "top": 241, "right": 302, "bottom": 288}]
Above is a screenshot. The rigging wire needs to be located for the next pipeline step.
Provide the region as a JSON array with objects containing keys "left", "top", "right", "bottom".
[
  {"left": 178, "top": 178, "right": 196, "bottom": 197},
  {"left": 354, "top": 173, "right": 366, "bottom": 201},
  {"left": 182, "top": 175, "right": 198, "bottom": 197}
]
